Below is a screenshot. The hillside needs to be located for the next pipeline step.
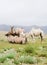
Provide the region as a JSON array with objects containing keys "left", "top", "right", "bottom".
[{"left": 0, "top": 24, "right": 47, "bottom": 34}]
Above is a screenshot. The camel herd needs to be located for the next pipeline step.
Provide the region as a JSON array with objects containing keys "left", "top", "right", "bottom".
[
  {"left": 5, "top": 26, "right": 44, "bottom": 44},
  {"left": 5, "top": 26, "right": 27, "bottom": 44}
]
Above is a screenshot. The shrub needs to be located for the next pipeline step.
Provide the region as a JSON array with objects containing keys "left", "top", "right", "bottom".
[
  {"left": 36, "top": 46, "right": 47, "bottom": 57},
  {"left": 18, "top": 55, "right": 37, "bottom": 64},
  {"left": 3, "top": 58, "right": 15, "bottom": 65},
  {"left": 4, "top": 49, "right": 16, "bottom": 59},
  {"left": 17, "top": 48, "right": 24, "bottom": 52},
  {"left": 14, "top": 59, "right": 20, "bottom": 65},
  {"left": 24, "top": 45, "right": 35, "bottom": 53},
  {"left": 0, "top": 49, "right": 16, "bottom": 63},
  {"left": 0, "top": 53, "right": 6, "bottom": 63},
  {"left": 24, "top": 56, "right": 37, "bottom": 64},
  {"left": 18, "top": 55, "right": 25, "bottom": 63}
]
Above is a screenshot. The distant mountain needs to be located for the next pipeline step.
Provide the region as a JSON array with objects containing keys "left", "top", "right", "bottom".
[{"left": 0, "top": 24, "right": 47, "bottom": 34}]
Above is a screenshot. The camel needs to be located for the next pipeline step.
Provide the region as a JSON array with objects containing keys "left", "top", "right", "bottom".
[
  {"left": 5, "top": 26, "right": 25, "bottom": 37},
  {"left": 29, "top": 28, "right": 44, "bottom": 42},
  {"left": 7, "top": 35, "right": 27, "bottom": 44}
]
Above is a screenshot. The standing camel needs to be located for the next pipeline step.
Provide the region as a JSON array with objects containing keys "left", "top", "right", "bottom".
[{"left": 29, "top": 28, "right": 44, "bottom": 42}]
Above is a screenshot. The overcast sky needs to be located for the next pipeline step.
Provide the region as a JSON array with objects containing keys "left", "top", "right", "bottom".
[{"left": 0, "top": 0, "right": 47, "bottom": 26}]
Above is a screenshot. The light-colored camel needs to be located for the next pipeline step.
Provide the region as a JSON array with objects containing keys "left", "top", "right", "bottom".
[
  {"left": 7, "top": 35, "right": 27, "bottom": 44},
  {"left": 29, "top": 28, "right": 44, "bottom": 41}
]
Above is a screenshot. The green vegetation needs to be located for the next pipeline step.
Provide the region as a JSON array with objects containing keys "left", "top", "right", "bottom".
[{"left": 0, "top": 32, "right": 47, "bottom": 65}]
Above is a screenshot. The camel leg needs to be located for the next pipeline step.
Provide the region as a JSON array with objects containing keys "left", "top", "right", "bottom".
[
  {"left": 30, "top": 35, "right": 35, "bottom": 43},
  {"left": 40, "top": 33, "right": 43, "bottom": 42},
  {"left": 25, "top": 37, "right": 27, "bottom": 43},
  {"left": 31, "top": 35, "right": 33, "bottom": 39}
]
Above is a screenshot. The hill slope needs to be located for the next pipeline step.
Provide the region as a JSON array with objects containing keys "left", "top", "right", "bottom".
[{"left": 0, "top": 24, "right": 47, "bottom": 33}]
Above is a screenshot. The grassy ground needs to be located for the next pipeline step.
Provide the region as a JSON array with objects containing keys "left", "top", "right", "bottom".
[{"left": 0, "top": 31, "right": 47, "bottom": 65}]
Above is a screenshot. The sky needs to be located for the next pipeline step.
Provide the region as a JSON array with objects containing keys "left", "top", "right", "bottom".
[{"left": 0, "top": 0, "right": 47, "bottom": 26}]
